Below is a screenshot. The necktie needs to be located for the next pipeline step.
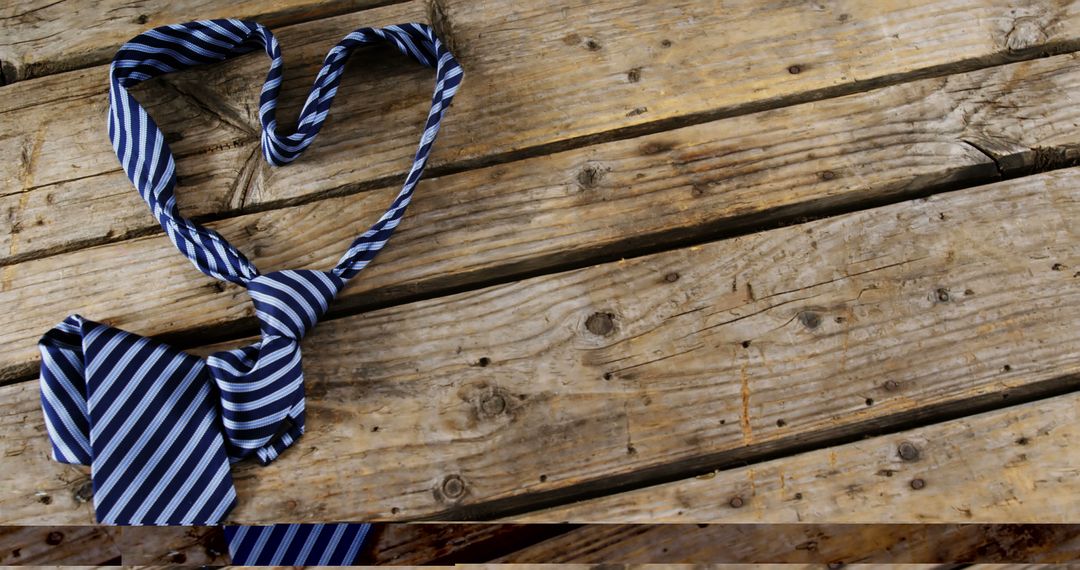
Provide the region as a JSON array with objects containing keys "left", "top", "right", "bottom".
[
  {"left": 37, "top": 19, "right": 461, "bottom": 525},
  {"left": 225, "top": 523, "right": 372, "bottom": 565}
]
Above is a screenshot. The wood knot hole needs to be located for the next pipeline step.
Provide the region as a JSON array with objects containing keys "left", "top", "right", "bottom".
[
  {"left": 585, "top": 312, "right": 616, "bottom": 336},
  {"left": 441, "top": 474, "right": 466, "bottom": 500},
  {"left": 73, "top": 480, "right": 93, "bottom": 503},
  {"left": 577, "top": 164, "right": 605, "bottom": 189},
  {"left": 480, "top": 394, "right": 506, "bottom": 417},
  {"left": 898, "top": 441, "right": 920, "bottom": 461},
  {"left": 798, "top": 311, "right": 821, "bottom": 329},
  {"left": 45, "top": 531, "right": 64, "bottom": 545}
]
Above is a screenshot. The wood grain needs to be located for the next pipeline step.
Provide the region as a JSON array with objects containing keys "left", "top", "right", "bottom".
[
  {"left": 0, "top": 0, "right": 395, "bottom": 82},
  {"left": 4, "top": 50, "right": 1080, "bottom": 384},
  {"left": 108, "top": 524, "right": 1080, "bottom": 564},
  {"left": 116, "top": 526, "right": 228, "bottom": 566},
  {"left": 509, "top": 392, "right": 1080, "bottom": 523},
  {"left": 494, "top": 524, "right": 1080, "bottom": 564},
  {"left": 0, "top": 526, "right": 119, "bottom": 565},
  {"left": 2, "top": 168, "right": 1076, "bottom": 524},
  {"left": 5, "top": 0, "right": 1080, "bottom": 266},
  {"left": 359, "top": 523, "right": 575, "bottom": 565}
]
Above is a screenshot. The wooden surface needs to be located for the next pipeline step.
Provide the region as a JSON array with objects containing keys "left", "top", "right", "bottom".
[
  {"left": 116, "top": 526, "right": 228, "bottom": 566},
  {"left": 3, "top": 166, "right": 1077, "bottom": 524},
  {"left": 5, "top": 524, "right": 1077, "bottom": 565},
  {"left": 0, "top": 526, "right": 119, "bottom": 565},
  {"left": 0, "top": 0, "right": 393, "bottom": 82},
  {"left": 1, "top": 0, "right": 1079, "bottom": 534},
  {"left": 514, "top": 391, "right": 1080, "bottom": 522},
  {"left": 494, "top": 524, "right": 1080, "bottom": 564},
  {"left": 4, "top": 0, "right": 1080, "bottom": 267},
  {"left": 4, "top": 46, "right": 1080, "bottom": 383}
]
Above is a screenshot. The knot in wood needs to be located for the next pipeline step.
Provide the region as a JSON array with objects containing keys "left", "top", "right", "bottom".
[
  {"left": 168, "top": 552, "right": 187, "bottom": 564},
  {"left": 898, "top": 441, "right": 921, "bottom": 461},
  {"left": 45, "top": 531, "right": 64, "bottom": 545},
  {"left": 585, "top": 312, "right": 616, "bottom": 336},
  {"left": 1006, "top": 17, "right": 1047, "bottom": 52},
  {"left": 798, "top": 310, "right": 822, "bottom": 329},
  {"left": 577, "top": 163, "right": 606, "bottom": 190},
  {"left": 73, "top": 480, "right": 93, "bottom": 503},
  {"left": 441, "top": 474, "right": 467, "bottom": 500},
  {"left": 481, "top": 394, "right": 506, "bottom": 417}
]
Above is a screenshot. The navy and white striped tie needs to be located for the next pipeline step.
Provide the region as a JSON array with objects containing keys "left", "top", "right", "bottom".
[
  {"left": 37, "top": 19, "right": 461, "bottom": 525},
  {"left": 225, "top": 523, "right": 372, "bottom": 565}
]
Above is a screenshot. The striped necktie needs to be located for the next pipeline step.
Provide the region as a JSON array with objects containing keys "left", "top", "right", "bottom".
[
  {"left": 225, "top": 523, "right": 372, "bottom": 565},
  {"left": 37, "top": 19, "right": 461, "bottom": 525}
]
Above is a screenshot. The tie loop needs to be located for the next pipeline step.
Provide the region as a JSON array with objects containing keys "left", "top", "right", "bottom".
[
  {"left": 39, "top": 19, "right": 461, "bottom": 525},
  {"left": 108, "top": 19, "right": 462, "bottom": 285}
]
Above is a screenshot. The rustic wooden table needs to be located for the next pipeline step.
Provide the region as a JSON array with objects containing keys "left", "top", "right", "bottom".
[{"left": 1, "top": 0, "right": 1078, "bottom": 538}]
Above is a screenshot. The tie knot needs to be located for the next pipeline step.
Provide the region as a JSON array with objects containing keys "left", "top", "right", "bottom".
[{"left": 247, "top": 270, "right": 344, "bottom": 339}]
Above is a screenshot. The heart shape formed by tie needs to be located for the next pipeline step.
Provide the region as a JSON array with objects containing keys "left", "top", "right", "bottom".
[{"left": 38, "top": 19, "right": 462, "bottom": 525}]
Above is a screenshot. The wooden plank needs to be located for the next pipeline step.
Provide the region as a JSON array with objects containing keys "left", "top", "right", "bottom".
[
  {"left": 4, "top": 50, "right": 1080, "bottom": 384},
  {"left": 116, "top": 527, "right": 227, "bottom": 566},
  {"left": 108, "top": 524, "right": 1080, "bottom": 564},
  {"left": 0, "top": 527, "right": 120, "bottom": 565},
  {"left": 2, "top": 167, "right": 1076, "bottom": 524},
  {"left": 360, "top": 523, "right": 572, "bottom": 565},
  {"left": 117, "top": 524, "right": 568, "bottom": 566},
  {"left": 5, "top": 0, "right": 1080, "bottom": 266},
  {"left": 494, "top": 525, "right": 1080, "bottom": 564},
  {"left": 514, "top": 391, "right": 1080, "bottom": 523},
  {"left": 0, "top": 0, "right": 396, "bottom": 83}
]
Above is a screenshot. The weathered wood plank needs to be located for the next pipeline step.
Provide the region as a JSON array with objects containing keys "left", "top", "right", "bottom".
[
  {"left": 0, "top": 527, "right": 120, "bottom": 565},
  {"left": 117, "top": 524, "right": 567, "bottom": 566},
  {"left": 494, "top": 524, "right": 1080, "bottom": 564},
  {"left": 116, "top": 527, "right": 228, "bottom": 566},
  {"left": 5, "top": 0, "right": 1080, "bottom": 265},
  {"left": 110, "top": 524, "right": 1080, "bottom": 564},
  {"left": 515, "top": 391, "right": 1080, "bottom": 523},
  {"left": 2, "top": 168, "right": 1076, "bottom": 524},
  {"left": 358, "top": 523, "right": 574, "bottom": 565},
  {"left": 4, "top": 50, "right": 1080, "bottom": 383},
  {"left": 0, "top": 0, "right": 396, "bottom": 83}
]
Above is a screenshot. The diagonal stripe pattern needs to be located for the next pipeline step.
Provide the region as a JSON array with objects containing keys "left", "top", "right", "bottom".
[
  {"left": 224, "top": 523, "right": 373, "bottom": 565},
  {"left": 37, "top": 19, "right": 461, "bottom": 525}
]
